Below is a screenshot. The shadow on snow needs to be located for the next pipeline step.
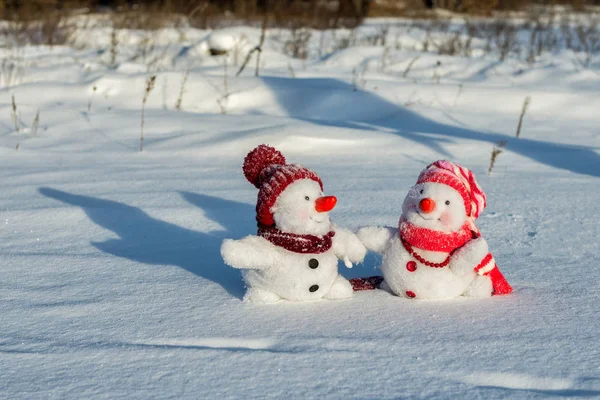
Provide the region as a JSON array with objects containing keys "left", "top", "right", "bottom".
[
  {"left": 38, "top": 188, "right": 256, "bottom": 299},
  {"left": 260, "top": 76, "right": 600, "bottom": 178},
  {"left": 38, "top": 188, "right": 381, "bottom": 293}
]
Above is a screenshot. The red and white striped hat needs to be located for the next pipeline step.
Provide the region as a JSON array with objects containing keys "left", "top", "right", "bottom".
[
  {"left": 418, "top": 160, "right": 513, "bottom": 295},
  {"left": 417, "top": 160, "right": 486, "bottom": 231},
  {"left": 243, "top": 144, "right": 323, "bottom": 227}
]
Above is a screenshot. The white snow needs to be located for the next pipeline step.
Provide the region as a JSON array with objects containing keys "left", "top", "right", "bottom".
[{"left": 1, "top": 16, "right": 600, "bottom": 398}]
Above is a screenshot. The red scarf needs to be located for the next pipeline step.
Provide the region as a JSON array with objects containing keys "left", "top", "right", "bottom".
[
  {"left": 398, "top": 217, "right": 512, "bottom": 296},
  {"left": 398, "top": 217, "right": 476, "bottom": 253},
  {"left": 257, "top": 225, "right": 335, "bottom": 254}
]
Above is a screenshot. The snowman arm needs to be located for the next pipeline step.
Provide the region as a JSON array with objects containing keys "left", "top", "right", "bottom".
[
  {"left": 331, "top": 224, "right": 367, "bottom": 264},
  {"left": 450, "top": 237, "right": 490, "bottom": 277},
  {"left": 356, "top": 226, "right": 396, "bottom": 254},
  {"left": 221, "top": 236, "right": 278, "bottom": 270}
]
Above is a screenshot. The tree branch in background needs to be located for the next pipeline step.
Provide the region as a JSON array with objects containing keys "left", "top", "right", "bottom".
[
  {"left": 236, "top": 11, "right": 268, "bottom": 77},
  {"left": 255, "top": 11, "right": 268, "bottom": 77}
]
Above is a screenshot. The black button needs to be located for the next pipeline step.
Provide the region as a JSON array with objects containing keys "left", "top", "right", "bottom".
[
  {"left": 309, "top": 285, "right": 319, "bottom": 292},
  {"left": 308, "top": 259, "right": 319, "bottom": 269}
]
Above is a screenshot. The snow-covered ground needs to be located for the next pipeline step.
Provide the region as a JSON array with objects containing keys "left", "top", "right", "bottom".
[{"left": 1, "top": 17, "right": 600, "bottom": 398}]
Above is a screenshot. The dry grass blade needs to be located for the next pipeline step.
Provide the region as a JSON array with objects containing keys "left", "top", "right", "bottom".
[
  {"left": 110, "top": 28, "right": 118, "bottom": 67},
  {"left": 31, "top": 110, "right": 40, "bottom": 137},
  {"left": 403, "top": 56, "right": 420, "bottom": 79},
  {"left": 516, "top": 96, "right": 531, "bottom": 138},
  {"left": 488, "top": 140, "right": 508, "bottom": 175},
  {"left": 352, "top": 65, "right": 367, "bottom": 91},
  {"left": 88, "top": 86, "right": 97, "bottom": 113},
  {"left": 140, "top": 75, "right": 157, "bottom": 152},
  {"left": 11, "top": 95, "right": 20, "bottom": 133},
  {"left": 217, "top": 58, "right": 230, "bottom": 114},
  {"left": 453, "top": 83, "right": 464, "bottom": 106},
  {"left": 287, "top": 62, "right": 296, "bottom": 78},
  {"left": 255, "top": 13, "right": 268, "bottom": 77},
  {"left": 1, "top": 56, "right": 24, "bottom": 88},
  {"left": 175, "top": 70, "right": 189, "bottom": 111},
  {"left": 236, "top": 13, "right": 268, "bottom": 77}
]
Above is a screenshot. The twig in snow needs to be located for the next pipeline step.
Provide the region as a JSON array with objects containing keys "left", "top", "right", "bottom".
[
  {"left": 255, "top": 13, "right": 268, "bottom": 77},
  {"left": 380, "top": 47, "right": 390, "bottom": 72},
  {"left": 488, "top": 140, "right": 507, "bottom": 175},
  {"left": 140, "top": 75, "right": 156, "bottom": 152},
  {"left": 236, "top": 46, "right": 261, "bottom": 77},
  {"left": 287, "top": 62, "right": 296, "bottom": 78},
  {"left": 1, "top": 54, "right": 24, "bottom": 88},
  {"left": 352, "top": 65, "right": 367, "bottom": 91},
  {"left": 11, "top": 95, "right": 20, "bottom": 132},
  {"left": 88, "top": 85, "right": 97, "bottom": 113},
  {"left": 31, "top": 109, "right": 40, "bottom": 137},
  {"left": 515, "top": 96, "right": 531, "bottom": 138},
  {"left": 109, "top": 28, "right": 118, "bottom": 67},
  {"left": 403, "top": 56, "right": 420, "bottom": 79},
  {"left": 217, "top": 58, "right": 229, "bottom": 114},
  {"left": 223, "top": 57, "right": 228, "bottom": 96},
  {"left": 318, "top": 30, "right": 326, "bottom": 59},
  {"left": 453, "top": 83, "right": 464, "bottom": 106},
  {"left": 433, "top": 70, "right": 440, "bottom": 84},
  {"left": 236, "top": 16, "right": 267, "bottom": 78},
  {"left": 175, "top": 69, "right": 189, "bottom": 111}
]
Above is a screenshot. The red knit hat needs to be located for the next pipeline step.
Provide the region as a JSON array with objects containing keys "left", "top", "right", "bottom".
[
  {"left": 243, "top": 144, "right": 323, "bottom": 227},
  {"left": 417, "top": 160, "right": 486, "bottom": 231}
]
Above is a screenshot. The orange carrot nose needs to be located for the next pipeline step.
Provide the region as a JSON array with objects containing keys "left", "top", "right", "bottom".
[
  {"left": 315, "top": 196, "right": 337, "bottom": 213},
  {"left": 419, "top": 198, "right": 436, "bottom": 213}
]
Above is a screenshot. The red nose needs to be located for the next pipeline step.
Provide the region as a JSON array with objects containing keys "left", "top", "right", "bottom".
[
  {"left": 419, "top": 198, "right": 436, "bottom": 213},
  {"left": 315, "top": 196, "right": 337, "bottom": 213}
]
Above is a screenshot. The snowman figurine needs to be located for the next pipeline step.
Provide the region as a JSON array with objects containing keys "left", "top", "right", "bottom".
[
  {"left": 357, "top": 160, "right": 512, "bottom": 299},
  {"left": 221, "top": 145, "right": 367, "bottom": 304}
]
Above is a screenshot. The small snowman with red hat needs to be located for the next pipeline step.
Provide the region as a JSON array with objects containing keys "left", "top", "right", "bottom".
[
  {"left": 221, "top": 144, "right": 367, "bottom": 304},
  {"left": 357, "top": 160, "right": 512, "bottom": 299}
]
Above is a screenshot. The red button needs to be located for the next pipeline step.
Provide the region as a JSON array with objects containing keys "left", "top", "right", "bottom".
[
  {"left": 406, "top": 261, "right": 417, "bottom": 272},
  {"left": 406, "top": 291, "right": 416, "bottom": 298}
]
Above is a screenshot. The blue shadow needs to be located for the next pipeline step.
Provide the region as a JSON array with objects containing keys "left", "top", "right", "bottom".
[
  {"left": 39, "top": 188, "right": 252, "bottom": 299},
  {"left": 260, "top": 76, "right": 600, "bottom": 178},
  {"left": 180, "top": 190, "right": 382, "bottom": 281}
]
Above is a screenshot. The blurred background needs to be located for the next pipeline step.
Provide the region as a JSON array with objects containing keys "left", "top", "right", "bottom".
[{"left": 1, "top": 1, "right": 600, "bottom": 31}]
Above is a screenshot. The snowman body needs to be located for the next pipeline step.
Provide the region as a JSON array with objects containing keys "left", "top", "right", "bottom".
[
  {"left": 222, "top": 178, "right": 365, "bottom": 303},
  {"left": 380, "top": 232, "right": 480, "bottom": 299},
  {"left": 358, "top": 180, "right": 494, "bottom": 299},
  {"left": 241, "top": 241, "right": 345, "bottom": 302}
]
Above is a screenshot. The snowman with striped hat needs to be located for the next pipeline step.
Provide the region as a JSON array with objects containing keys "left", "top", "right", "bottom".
[
  {"left": 221, "top": 144, "right": 367, "bottom": 304},
  {"left": 357, "top": 160, "right": 512, "bottom": 299}
]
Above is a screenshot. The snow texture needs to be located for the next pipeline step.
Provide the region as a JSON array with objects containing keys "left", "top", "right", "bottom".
[{"left": 1, "top": 18, "right": 600, "bottom": 399}]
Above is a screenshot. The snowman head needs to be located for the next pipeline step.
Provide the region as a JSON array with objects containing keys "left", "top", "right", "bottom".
[
  {"left": 243, "top": 144, "right": 336, "bottom": 235},
  {"left": 402, "top": 182, "right": 467, "bottom": 232},
  {"left": 271, "top": 179, "right": 336, "bottom": 236},
  {"left": 403, "top": 160, "right": 487, "bottom": 233}
]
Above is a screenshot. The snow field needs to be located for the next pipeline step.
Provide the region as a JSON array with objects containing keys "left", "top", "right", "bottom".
[{"left": 1, "top": 16, "right": 600, "bottom": 399}]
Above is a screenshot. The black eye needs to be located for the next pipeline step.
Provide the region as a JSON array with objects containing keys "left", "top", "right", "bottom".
[
  {"left": 419, "top": 189, "right": 423, "bottom": 194},
  {"left": 305, "top": 196, "right": 310, "bottom": 201},
  {"left": 445, "top": 200, "right": 450, "bottom": 205}
]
